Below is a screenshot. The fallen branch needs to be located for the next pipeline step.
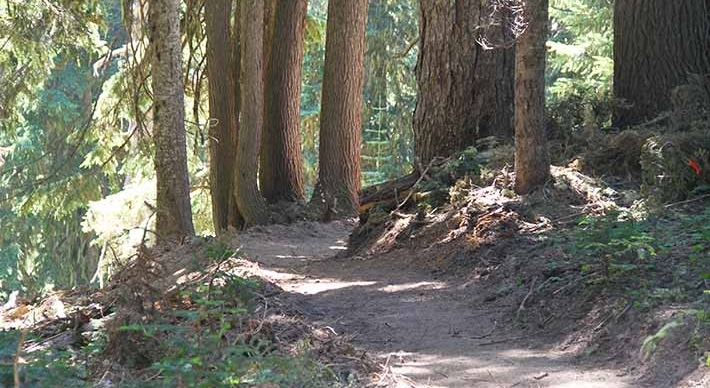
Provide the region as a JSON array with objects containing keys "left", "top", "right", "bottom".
[
  {"left": 516, "top": 277, "right": 538, "bottom": 320},
  {"left": 14, "top": 328, "right": 28, "bottom": 388},
  {"left": 359, "top": 172, "right": 420, "bottom": 213},
  {"left": 395, "top": 159, "right": 437, "bottom": 211},
  {"left": 664, "top": 193, "right": 710, "bottom": 208},
  {"left": 552, "top": 273, "right": 599, "bottom": 296},
  {"left": 470, "top": 321, "right": 497, "bottom": 339}
]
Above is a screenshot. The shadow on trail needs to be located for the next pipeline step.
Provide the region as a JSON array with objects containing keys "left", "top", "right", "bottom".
[{"left": 243, "top": 238, "right": 633, "bottom": 388}]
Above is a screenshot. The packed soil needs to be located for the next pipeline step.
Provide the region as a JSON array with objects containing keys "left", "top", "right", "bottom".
[
  {"left": 230, "top": 220, "right": 645, "bottom": 387},
  {"left": 4, "top": 169, "right": 708, "bottom": 387},
  {"left": 228, "top": 167, "right": 710, "bottom": 387}
]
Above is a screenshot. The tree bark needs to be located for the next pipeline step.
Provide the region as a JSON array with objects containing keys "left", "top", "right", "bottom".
[
  {"left": 310, "top": 0, "right": 368, "bottom": 220},
  {"left": 514, "top": 0, "right": 550, "bottom": 195},
  {"left": 234, "top": 0, "right": 269, "bottom": 227},
  {"left": 148, "top": 0, "right": 195, "bottom": 239},
  {"left": 260, "top": 0, "right": 307, "bottom": 203},
  {"left": 228, "top": 3, "right": 244, "bottom": 229},
  {"left": 413, "top": 0, "right": 514, "bottom": 166},
  {"left": 206, "top": 0, "right": 242, "bottom": 233},
  {"left": 613, "top": 0, "right": 710, "bottom": 127}
]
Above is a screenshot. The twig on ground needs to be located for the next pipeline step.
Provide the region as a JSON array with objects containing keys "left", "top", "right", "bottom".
[
  {"left": 391, "top": 211, "right": 414, "bottom": 219},
  {"left": 553, "top": 211, "right": 588, "bottom": 223},
  {"left": 517, "top": 277, "right": 538, "bottom": 319},
  {"left": 246, "top": 291, "right": 269, "bottom": 336},
  {"left": 614, "top": 303, "right": 632, "bottom": 322},
  {"left": 552, "top": 273, "right": 598, "bottom": 296},
  {"left": 487, "top": 370, "right": 505, "bottom": 388},
  {"left": 470, "top": 321, "right": 497, "bottom": 339},
  {"left": 527, "top": 211, "right": 589, "bottom": 232},
  {"left": 539, "top": 307, "right": 559, "bottom": 327},
  {"left": 144, "top": 370, "right": 163, "bottom": 382},
  {"left": 371, "top": 355, "right": 392, "bottom": 387},
  {"left": 14, "top": 327, "right": 28, "bottom": 388},
  {"left": 594, "top": 302, "right": 631, "bottom": 332},
  {"left": 664, "top": 194, "right": 710, "bottom": 208},
  {"left": 536, "top": 276, "right": 557, "bottom": 292},
  {"left": 395, "top": 159, "right": 437, "bottom": 211}
]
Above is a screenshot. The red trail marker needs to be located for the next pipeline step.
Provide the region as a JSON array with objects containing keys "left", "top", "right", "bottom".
[{"left": 689, "top": 159, "right": 701, "bottom": 175}]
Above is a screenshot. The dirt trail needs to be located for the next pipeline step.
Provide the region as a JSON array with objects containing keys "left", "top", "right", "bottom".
[{"left": 234, "top": 221, "right": 632, "bottom": 387}]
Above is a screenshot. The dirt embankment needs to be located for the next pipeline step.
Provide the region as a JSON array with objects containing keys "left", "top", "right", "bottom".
[
  {"left": 4, "top": 168, "right": 709, "bottom": 386},
  {"left": 223, "top": 166, "right": 709, "bottom": 387}
]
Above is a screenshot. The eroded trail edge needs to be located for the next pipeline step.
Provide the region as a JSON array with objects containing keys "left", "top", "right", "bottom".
[{"left": 234, "top": 221, "right": 632, "bottom": 388}]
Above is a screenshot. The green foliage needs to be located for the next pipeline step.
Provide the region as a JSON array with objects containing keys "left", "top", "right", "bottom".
[
  {"left": 640, "top": 134, "right": 710, "bottom": 203},
  {"left": 117, "top": 275, "right": 344, "bottom": 388},
  {"left": 204, "top": 241, "right": 238, "bottom": 262},
  {"left": 0, "top": 330, "right": 91, "bottom": 387},
  {"left": 0, "top": 0, "right": 217, "bottom": 295},
  {"left": 0, "top": 0, "right": 106, "bottom": 137},
  {"left": 361, "top": 0, "right": 418, "bottom": 185},
  {"left": 674, "top": 208, "right": 710, "bottom": 292},
  {"left": 547, "top": 0, "right": 614, "bottom": 132},
  {"left": 301, "top": 0, "right": 418, "bottom": 189},
  {"left": 640, "top": 319, "right": 683, "bottom": 360},
  {"left": 563, "top": 205, "right": 710, "bottom": 317},
  {"left": 0, "top": 57, "right": 105, "bottom": 294},
  {"left": 573, "top": 213, "right": 657, "bottom": 277}
]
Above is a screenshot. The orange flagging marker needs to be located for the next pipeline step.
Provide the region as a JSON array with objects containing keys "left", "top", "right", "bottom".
[{"left": 689, "top": 159, "right": 701, "bottom": 175}]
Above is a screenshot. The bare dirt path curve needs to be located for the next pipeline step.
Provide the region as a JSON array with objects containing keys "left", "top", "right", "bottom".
[{"left": 233, "top": 221, "right": 632, "bottom": 388}]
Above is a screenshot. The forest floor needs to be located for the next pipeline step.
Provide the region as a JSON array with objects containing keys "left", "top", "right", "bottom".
[
  {"left": 234, "top": 220, "right": 632, "bottom": 387},
  {"left": 3, "top": 166, "right": 710, "bottom": 387},
  {"left": 229, "top": 165, "right": 710, "bottom": 387}
]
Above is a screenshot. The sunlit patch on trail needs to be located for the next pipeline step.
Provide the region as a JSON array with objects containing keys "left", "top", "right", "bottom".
[
  {"left": 288, "top": 279, "right": 377, "bottom": 295},
  {"left": 379, "top": 281, "right": 448, "bottom": 293},
  {"left": 274, "top": 254, "right": 311, "bottom": 259}
]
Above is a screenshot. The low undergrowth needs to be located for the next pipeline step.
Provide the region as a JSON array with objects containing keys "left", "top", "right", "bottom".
[
  {"left": 0, "top": 242, "right": 358, "bottom": 388},
  {"left": 558, "top": 206, "right": 710, "bottom": 313}
]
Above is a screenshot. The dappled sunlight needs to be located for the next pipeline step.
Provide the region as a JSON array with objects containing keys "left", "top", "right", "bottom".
[
  {"left": 250, "top": 267, "right": 303, "bottom": 281},
  {"left": 384, "top": 350, "right": 633, "bottom": 388},
  {"left": 329, "top": 239, "right": 348, "bottom": 250},
  {"left": 274, "top": 254, "right": 311, "bottom": 259},
  {"left": 497, "top": 347, "right": 565, "bottom": 360},
  {"left": 287, "top": 279, "right": 378, "bottom": 295},
  {"left": 378, "top": 281, "right": 448, "bottom": 293}
]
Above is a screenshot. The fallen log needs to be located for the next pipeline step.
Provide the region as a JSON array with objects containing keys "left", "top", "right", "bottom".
[
  {"left": 358, "top": 171, "right": 419, "bottom": 213},
  {"left": 357, "top": 149, "right": 492, "bottom": 214}
]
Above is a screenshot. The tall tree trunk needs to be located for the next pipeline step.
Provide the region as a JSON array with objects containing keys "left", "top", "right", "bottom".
[
  {"left": 413, "top": 0, "right": 514, "bottom": 166},
  {"left": 263, "top": 0, "right": 277, "bottom": 70},
  {"left": 613, "top": 0, "right": 710, "bottom": 127},
  {"left": 260, "top": 0, "right": 307, "bottom": 203},
  {"left": 478, "top": 44, "right": 515, "bottom": 140},
  {"left": 310, "top": 0, "right": 368, "bottom": 220},
  {"left": 234, "top": 0, "right": 269, "bottom": 227},
  {"left": 149, "top": 0, "right": 195, "bottom": 239},
  {"left": 206, "top": 0, "right": 242, "bottom": 233},
  {"left": 514, "top": 0, "right": 550, "bottom": 195},
  {"left": 228, "top": 3, "right": 244, "bottom": 229}
]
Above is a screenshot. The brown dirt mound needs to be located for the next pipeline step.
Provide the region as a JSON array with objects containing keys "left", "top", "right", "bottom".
[
  {"left": 345, "top": 165, "right": 710, "bottom": 387},
  {"left": 1, "top": 231, "right": 396, "bottom": 387}
]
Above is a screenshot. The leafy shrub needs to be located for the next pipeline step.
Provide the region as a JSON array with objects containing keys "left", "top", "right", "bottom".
[
  {"left": 547, "top": 0, "right": 614, "bottom": 142},
  {"left": 0, "top": 330, "right": 91, "bottom": 388},
  {"left": 112, "top": 269, "right": 345, "bottom": 388},
  {"left": 640, "top": 132, "right": 710, "bottom": 203},
  {"left": 572, "top": 213, "right": 657, "bottom": 278}
]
